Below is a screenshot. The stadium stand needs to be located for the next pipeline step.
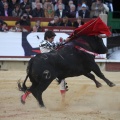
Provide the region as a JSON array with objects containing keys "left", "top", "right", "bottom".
[{"left": 0, "top": 16, "right": 92, "bottom": 31}]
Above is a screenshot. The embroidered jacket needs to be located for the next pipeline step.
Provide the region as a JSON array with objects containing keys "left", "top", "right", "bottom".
[{"left": 39, "top": 40, "right": 64, "bottom": 53}]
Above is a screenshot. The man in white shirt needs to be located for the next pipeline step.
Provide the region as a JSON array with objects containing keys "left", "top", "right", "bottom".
[{"left": 55, "top": 4, "right": 66, "bottom": 18}]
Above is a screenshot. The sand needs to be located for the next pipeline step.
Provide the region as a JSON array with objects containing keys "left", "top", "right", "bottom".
[{"left": 0, "top": 71, "right": 120, "bottom": 120}]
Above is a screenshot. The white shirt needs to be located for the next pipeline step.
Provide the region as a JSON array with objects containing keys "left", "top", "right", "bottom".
[
  {"left": 5, "top": 10, "right": 8, "bottom": 16},
  {"left": 39, "top": 40, "right": 54, "bottom": 53},
  {"left": 60, "top": 79, "right": 66, "bottom": 90},
  {"left": 59, "top": 10, "right": 62, "bottom": 18}
]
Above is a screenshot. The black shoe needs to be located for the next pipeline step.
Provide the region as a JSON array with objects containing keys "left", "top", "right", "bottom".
[{"left": 65, "top": 85, "right": 69, "bottom": 91}]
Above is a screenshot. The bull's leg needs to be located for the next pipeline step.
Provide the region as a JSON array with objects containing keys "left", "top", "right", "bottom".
[
  {"left": 84, "top": 73, "right": 102, "bottom": 88},
  {"left": 21, "top": 91, "right": 31, "bottom": 104},
  {"left": 20, "top": 75, "right": 38, "bottom": 104},
  {"left": 31, "top": 86, "right": 45, "bottom": 107},
  {"left": 21, "top": 82, "right": 37, "bottom": 104},
  {"left": 30, "top": 67, "right": 56, "bottom": 107},
  {"left": 31, "top": 78, "right": 54, "bottom": 107},
  {"left": 56, "top": 78, "right": 61, "bottom": 84},
  {"left": 90, "top": 62, "right": 115, "bottom": 87}
]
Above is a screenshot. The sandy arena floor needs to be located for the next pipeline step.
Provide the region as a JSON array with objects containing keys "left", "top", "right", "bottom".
[{"left": 0, "top": 71, "right": 120, "bottom": 120}]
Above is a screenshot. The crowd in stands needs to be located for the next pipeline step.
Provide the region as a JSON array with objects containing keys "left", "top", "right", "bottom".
[{"left": 0, "top": 0, "right": 113, "bottom": 32}]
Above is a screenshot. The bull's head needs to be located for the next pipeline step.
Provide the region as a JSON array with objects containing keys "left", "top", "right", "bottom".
[
  {"left": 94, "top": 36, "right": 108, "bottom": 54},
  {"left": 68, "top": 35, "right": 108, "bottom": 55},
  {"left": 83, "top": 36, "right": 108, "bottom": 54}
]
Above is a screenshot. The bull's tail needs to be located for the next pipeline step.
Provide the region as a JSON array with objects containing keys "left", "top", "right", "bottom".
[
  {"left": 18, "top": 57, "right": 34, "bottom": 92},
  {"left": 18, "top": 74, "right": 29, "bottom": 92}
]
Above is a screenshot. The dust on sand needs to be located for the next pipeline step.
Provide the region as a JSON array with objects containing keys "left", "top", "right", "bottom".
[{"left": 0, "top": 71, "right": 120, "bottom": 120}]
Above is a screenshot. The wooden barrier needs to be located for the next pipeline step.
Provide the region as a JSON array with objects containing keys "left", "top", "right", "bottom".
[
  {"left": 42, "top": 26, "right": 75, "bottom": 33},
  {"left": 1, "top": 58, "right": 120, "bottom": 71}
]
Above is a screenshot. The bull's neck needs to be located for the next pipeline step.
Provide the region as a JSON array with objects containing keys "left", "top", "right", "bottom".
[{"left": 75, "top": 37, "right": 90, "bottom": 49}]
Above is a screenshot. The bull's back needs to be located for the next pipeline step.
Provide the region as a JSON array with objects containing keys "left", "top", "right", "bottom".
[
  {"left": 30, "top": 53, "right": 58, "bottom": 74},
  {"left": 56, "top": 46, "right": 86, "bottom": 76}
]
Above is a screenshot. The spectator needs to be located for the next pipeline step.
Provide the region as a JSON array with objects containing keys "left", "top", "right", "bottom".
[
  {"left": 86, "top": 0, "right": 93, "bottom": 10},
  {"left": 21, "top": 5, "right": 33, "bottom": 18},
  {"left": 103, "top": 2, "right": 109, "bottom": 14},
  {"left": 12, "top": 4, "right": 22, "bottom": 17},
  {"left": 76, "top": 0, "right": 92, "bottom": 8},
  {"left": 34, "top": 20, "right": 42, "bottom": 32},
  {"left": 92, "top": 0, "right": 96, "bottom": 2},
  {"left": 72, "top": 0, "right": 78, "bottom": 8},
  {"left": 30, "top": 25, "right": 38, "bottom": 32},
  {"left": 9, "top": 21, "right": 28, "bottom": 32},
  {"left": 32, "top": 0, "right": 43, "bottom": 10},
  {"left": 0, "top": 0, "right": 7, "bottom": 13},
  {"left": 62, "top": 0, "right": 68, "bottom": 6},
  {"left": 48, "top": 16, "right": 60, "bottom": 26},
  {"left": 66, "top": 4, "right": 77, "bottom": 18},
  {"left": 0, "top": 22, "right": 8, "bottom": 32},
  {"left": 104, "top": 0, "right": 113, "bottom": 12},
  {"left": 90, "top": 0, "right": 104, "bottom": 18},
  {"left": 65, "top": 0, "right": 74, "bottom": 11},
  {"left": 78, "top": 3, "right": 90, "bottom": 18},
  {"left": 73, "top": 16, "right": 84, "bottom": 28},
  {"left": 44, "top": 3, "right": 54, "bottom": 18},
  {"left": 54, "top": 0, "right": 65, "bottom": 11},
  {"left": 19, "top": 13, "right": 31, "bottom": 26},
  {"left": 32, "top": 2, "right": 44, "bottom": 17},
  {"left": 9, "top": 0, "right": 19, "bottom": 11},
  {"left": 77, "top": 0, "right": 92, "bottom": 9},
  {"left": 0, "top": 19, "right": 4, "bottom": 26},
  {"left": 0, "top": 2, "right": 12, "bottom": 16},
  {"left": 20, "top": 0, "right": 31, "bottom": 11},
  {"left": 41, "top": 0, "right": 46, "bottom": 4},
  {"left": 51, "top": 0, "right": 57, "bottom": 6},
  {"left": 43, "top": 0, "right": 54, "bottom": 10},
  {"left": 77, "top": 0, "right": 89, "bottom": 11},
  {"left": 60, "top": 16, "right": 72, "bottom": 27},
  {"left": 55, "top": 4, "right": 66, "bottom": 18}
]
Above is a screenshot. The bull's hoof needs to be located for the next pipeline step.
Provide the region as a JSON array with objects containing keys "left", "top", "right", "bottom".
[
  {"left": 108, "top": 82, "right": 116, "bottom": 87},
  {"left": 96, "top": 83, "right": 102, "bottom": 88},
  {"left": 56, "top": 78, "right": 60, "bottom": 85},
  {"left": 40, "top": 104, "right": 46, "bottom": 108},
  {"left": 21, "top": 95, "right": 25, "bottom": 104}
]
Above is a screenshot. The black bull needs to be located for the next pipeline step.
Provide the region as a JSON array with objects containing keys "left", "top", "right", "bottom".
[{"left": 18, "top": 35, "right": 115, "bottom": 107}]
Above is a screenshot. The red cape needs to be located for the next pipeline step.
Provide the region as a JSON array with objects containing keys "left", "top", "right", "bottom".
[{"left": 69, "top": 17, "right": 111, "bottom": 40}]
